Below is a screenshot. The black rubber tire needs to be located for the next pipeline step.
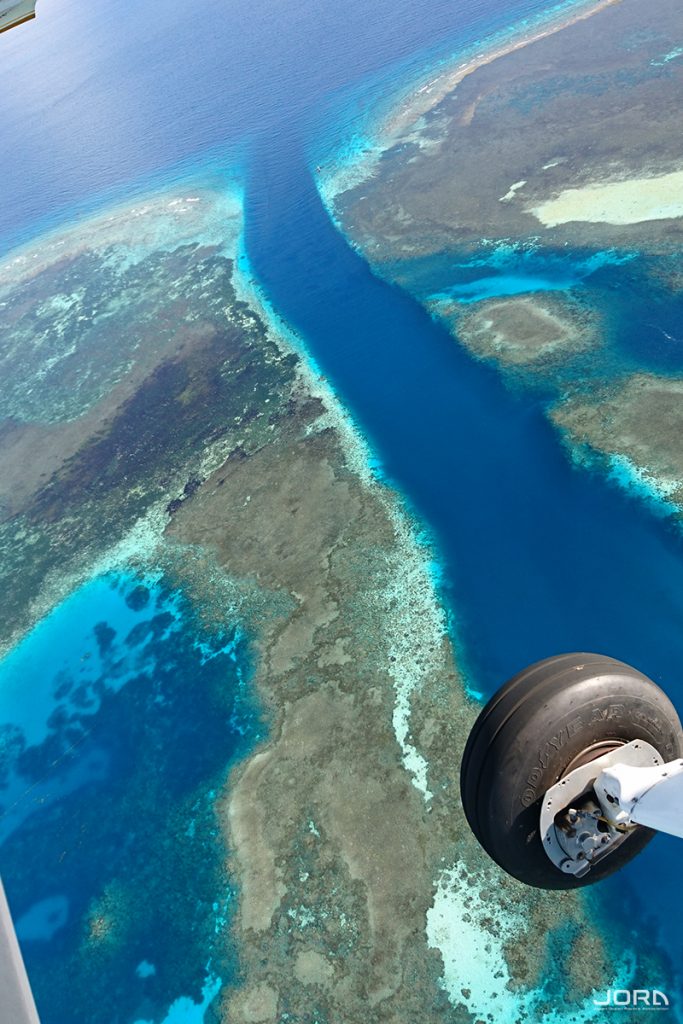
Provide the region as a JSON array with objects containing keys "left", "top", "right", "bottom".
[{"left": 460, "top": 653, "right": 683, "bottom": 889}]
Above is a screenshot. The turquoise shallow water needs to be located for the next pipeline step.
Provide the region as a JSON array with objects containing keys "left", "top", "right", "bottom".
[
  {"left": 425, "top": 246, "right": 636, "bottom": 303},
  {"left": 0, "top": 574, "right": 181, "bottom": 757}
]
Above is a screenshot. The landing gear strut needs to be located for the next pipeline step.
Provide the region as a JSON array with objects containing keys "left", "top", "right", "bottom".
[{"left": 460, "top": 653, "right": 683, "bottom": 889}]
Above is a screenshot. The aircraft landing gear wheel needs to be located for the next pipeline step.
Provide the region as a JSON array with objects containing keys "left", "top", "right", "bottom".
[{"left": 460, "top": 653, "right": 683, "bottom": 889}]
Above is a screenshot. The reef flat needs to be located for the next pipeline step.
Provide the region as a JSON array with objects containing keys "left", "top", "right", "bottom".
[
  {"left": 431, "top": 293, "right": 600, "bottom": 367},
  {"left": 552, "top": 374, "right": 683, "bottom": 510},
  {"left": 168, "top": 269, "right": 653, "bottom": 1024},
  {"left": 0, "top": 183, "right": 291, "bottom": 650},
  {"left": 0, "top": 175, "right": 660, "bottom": 1022},
  {"left": 319, "top": 0, "right": 683, "bottom": 517},
  {"left": 329, "top": 0, "right": 683, "bottom": 259}
]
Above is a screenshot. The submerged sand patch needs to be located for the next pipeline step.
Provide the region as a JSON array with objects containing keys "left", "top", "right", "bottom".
[
  {"left": 437, "top": 293, "right": 600, "bottom": 367},
  {"left": 531, "top": 169, "right": 683, "bottom": 228}
]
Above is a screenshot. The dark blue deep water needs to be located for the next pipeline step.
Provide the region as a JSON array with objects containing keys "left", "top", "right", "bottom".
[{"left": 3, "top": 0, "right": 683, "bottom": 1017}]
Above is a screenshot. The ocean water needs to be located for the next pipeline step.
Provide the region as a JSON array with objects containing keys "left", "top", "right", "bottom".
[{"left": 3, "top": 0, "right": 683, "bottom": 1019}]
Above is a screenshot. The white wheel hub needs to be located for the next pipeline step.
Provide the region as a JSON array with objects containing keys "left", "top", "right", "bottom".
[{"left": 539, "top": 740, "right": 662, "bottom": 878}]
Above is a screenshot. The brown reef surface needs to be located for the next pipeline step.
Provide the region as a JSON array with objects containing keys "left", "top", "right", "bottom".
[
  {"left": 334, "top": 0, "right": 683, "bottom": 260},
  {"left": 433, "top": 293, "right": 601, "bottom": 368},
  {"left": 552, "top": 374, "right": 683, "bottom": 511},
  {"left": 165, "top": 340, "right": 627, "bottom": 1024}
]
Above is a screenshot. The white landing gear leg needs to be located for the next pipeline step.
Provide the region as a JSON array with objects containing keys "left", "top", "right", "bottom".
[{"left": 596, "top": 754, "right": 683, "bottom": 838}]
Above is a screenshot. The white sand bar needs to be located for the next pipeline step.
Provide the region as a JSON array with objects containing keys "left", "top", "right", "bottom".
[{"left": 531, "top": 169, "right": 683, "bottom": 226}]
